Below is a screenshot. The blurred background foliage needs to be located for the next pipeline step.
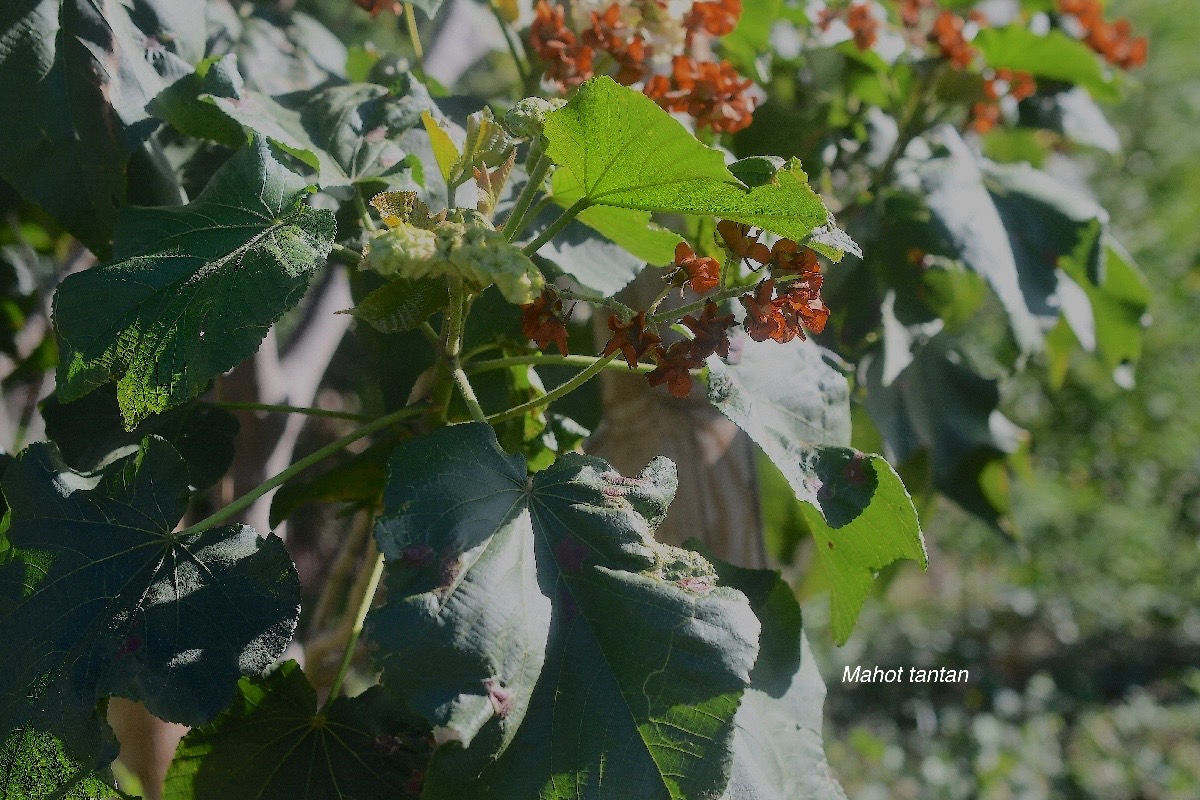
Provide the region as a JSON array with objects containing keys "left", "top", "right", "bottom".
[
  {"left": 289, "top": 0, "right": 1199, "bottom": 795},
  {"left": 794, "top": 0, "right": 1200, "bottom": 796}
]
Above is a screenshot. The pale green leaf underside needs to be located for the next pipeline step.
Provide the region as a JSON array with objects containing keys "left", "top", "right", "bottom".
[
  {"left": 53, "top": 138, "right": 335, "bottom": 428},
  {"left": 368, "top": 423, "right": 761, "bottom": 800},
  {"left": 707, "top": 337, "right": 926, "bottom": 644},
  {"left": 542, "top": 77, "right": 855, "bottom": 259},
  {"left": 550, "top": 168, "right": 683, "bottom": 267}
]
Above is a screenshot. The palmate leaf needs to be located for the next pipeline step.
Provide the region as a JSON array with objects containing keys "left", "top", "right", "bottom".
[
  {"left": 179, "top": 55, "right": 434, "bottom": 192},
  {"left": 367, "top": 423, "right": 762, "bottom": 799},
  {"left": 53, "top": 137, "right": 335, "bottom": 428},
  {"left": 163, "top": 661, "right": 425, "bottom": 800},
  {"left": 541, "top": 77, "right": 857, "bottom": 260},
  {"left": 706, "top": 336, "right": 926, "bottom": 644},
  {"left": 0, "top": 436, "right": 300, "bottom": 795},
  {"left": 0, "top": 0, "right": 203, "bottom": 255}
]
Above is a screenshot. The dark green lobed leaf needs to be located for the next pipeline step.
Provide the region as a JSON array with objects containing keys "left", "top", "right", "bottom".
[
  {"left": 163, "top": 661, "right": 426, "bottom": 800},
  {"left": 0, "top": 437, "right": 300, "bottom": 781},
  {"left": 368, "top": 423, "right": 761, "bottom": 799},
  {"left": 53, "top": 137, "right": 335, "bottom": 428}
]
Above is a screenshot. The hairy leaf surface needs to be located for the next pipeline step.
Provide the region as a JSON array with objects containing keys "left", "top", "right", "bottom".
[
  {"left": 53, "top": 138, "right": 335, "bottom": 427},
  {"left": 0, "top": 437, "right": 299, "bottom": 788},
  {"left": 707, "top": 337, "right": 925, "bottom": 644},
  {"left": 368, "top": 423, "right": 761, "bottom": 799},
  {"left": 541, "top": 77, "right": 856, "bottom": 259}
]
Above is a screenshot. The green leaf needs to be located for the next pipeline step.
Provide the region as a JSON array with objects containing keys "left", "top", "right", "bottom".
[
  {"left": 41, "top": 390, "right": 239, "bottom": 491},
  {"left": 862, "top": 335, "right": 1026, "bottom": 527},
  {"left": 340, "top": 276, "right": 449, "bottom": 334},
  {"left": 150, "top": 56, "right": 248, "bottom": 149},
  {"left": 191, "top": 58, "right": 433, "bottom": 191},
  {"left": 707, "top": 337, "right": 926, "bottom": 644},
  {"left": 0, "top": 437, "right": 300, "bottom": 783},
  {"left": 1019, "top": 87, "right": 1121, "bottom": 153},
  {"left": 269, "top": 440, "right": 394, "bottom": 528},
  {"left": 541, "top": 77, "right": 857, "bottom": 259},
  {"left": 163, "top": 661, "right": 425, "bottom": 800},
  {"left": 423, "top": 111, "right": 462, "bottom": 185},
  {"left": 1080, "top": 240, "right": 1151, "bottom": 371},
  {"left": 685, "top": 545, "right": 848, "bottom": 800},
  {"left": 368, "top": 423, "right": 761, "bottom": 799},
  {"left": 722, "top": 0, "right": 783, "bottom": 76},
  {"left": 0, "top": 0, "right": 201, "bottom": 255},
  {"left": 205, "top": 2, "right": 346, "bottom": 95},
  {"left": 53, "top": 137, "right": 335, "bottom": 428},
  {"left": 1, "top": 727, "right": 126, "bottom": 800},
  {"left": 974, "top": 26, "right": 1120, "bottom": 103},
  {"left": 550, "top": 168, "right": 683, "bottom": 267}
]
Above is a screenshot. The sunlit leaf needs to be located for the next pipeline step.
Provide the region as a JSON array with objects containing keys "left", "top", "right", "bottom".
[{"left": 53, "top": 138, "right": 335, "bottom": 428}]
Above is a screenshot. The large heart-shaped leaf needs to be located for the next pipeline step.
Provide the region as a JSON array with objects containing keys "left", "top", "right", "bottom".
[
  {"left": 707, "top": 336, "right": 926, "bottom": 644},
  {"left": 163, "top": 661, "right": 426, "bottom": 800},
  {"left": 0, "top": 0, "right": 203, "bottom": 255},
  {"left": 53, "top": 137, "right": 335, "bottom": 428},
  {"left": 367, "top": 423, "right": 761, "bottom": 799},
  {"left": 0, "top": 437, "right": 300, "bottom": 788},
  {"left": 541, "top": 77, "right": 857, "bottom": 259}
]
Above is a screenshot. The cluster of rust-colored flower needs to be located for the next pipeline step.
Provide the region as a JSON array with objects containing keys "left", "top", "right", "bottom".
[
  {"left": 522, "top": 221, "right": 828, "bottom": 398},
  {"left": 1058, "top": 0, "right": 1147, "bottom": 69},
  {"left": 528, "top": 0, "right": 755, "bottom": 134}
]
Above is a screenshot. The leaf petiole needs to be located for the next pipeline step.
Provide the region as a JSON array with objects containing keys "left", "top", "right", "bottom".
[
  {"left": 521, "top": 197, "right": 590, "bottom": 256},
  {"left": 321, "top": 549, "right": 385, "bottom": 711},
  {"left": 216, "top": 401, "right": 373, "bottom": 422},
  {"left": 486, "top": 350, "right": 618, "bottom": 424},
  {"left": 468, "top": 353, "right": 656, "bottom": 375}
]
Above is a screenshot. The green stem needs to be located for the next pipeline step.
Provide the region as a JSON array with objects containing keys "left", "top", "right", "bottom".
[
  {"left": 504, "top": 149, "right": 551, "bottom": 242},
  {"left": 419, "top": 320, "right": 441, "bottom": 348},
  {"left": 468, "top": 353, "right": 656, "bottom": 375},
  {"left": 216, "top": 401, "right": 372, "bottom": 423},
  {"left": 486, "top": 351, "right": 618, "bottom": 424},
  {"left": 329, "top": 242, "right": 363, "bottom": 268},
  {"left": 404, "top": 3, "right": 424, "bottom": 61},
  {"left": 454, "top": 367, "right": 487, "bottom": 421},
  {"left": 178, "top": 405, "right": 423, "bottom": 537},
  {"left": 321, "top": 550, "right": 385, "bottom": 711},
  {"left": 522, "top": 197, "right": 590, "bottom": 256},
  {"left": 485, "top": 0, "right": 531, "bottom": 87},
  {"left": 353, "top": 193, "right": 377, "bottom": 232},
  {"left": 555, "top": 287, "right": 636, "bottom": 320}
]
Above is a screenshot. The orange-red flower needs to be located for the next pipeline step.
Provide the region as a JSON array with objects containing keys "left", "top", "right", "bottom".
[
  {"left": 647, "top": 342, "right": 704, "bottom": 397},
  {"left": 521, "top": 289, "right": 571, "bottom": 356},
  {"left": 776, "top": 273, "right": 829, "bottom": 337},
  {"left": 671, "top": 242, "right": 721, "bottom": 294},
  {"left": 684, "top": 0, "right": 742, "bottom": 39},
  {"left": 530, "top": 0, "right": 595, "bottom": 88},
  {"left": 644, "top": 57, "right": 756, "bottom": 134},
  {"left": 1058, "top": 0, "right": 1146, "bottom": 69},
  {"left": 898, "top": 0, "right": 934, "bottom": 29},
  {"left": 583, "top": 3, "right": 652, "bottom": 85},
  {"left": 740, "top": 280, "right": 795, "bottom": 343},
  {"left": 681, "top": 300, "right": 735, "bottom": 359},
  {"left": 971, "top": 102, "right": 1001, "bottom": 134},
  {"left": 603, "top": 311, "right": 661, "bottom": 368},
  {"left": 716, "top": 220, "right": 771, "bottom": 264},
  {"left": 930, "top": 11, "right": 976, "bottom": 69},
  {"left": 847, "top": 2, "right": 879, "bottom": 51}
]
